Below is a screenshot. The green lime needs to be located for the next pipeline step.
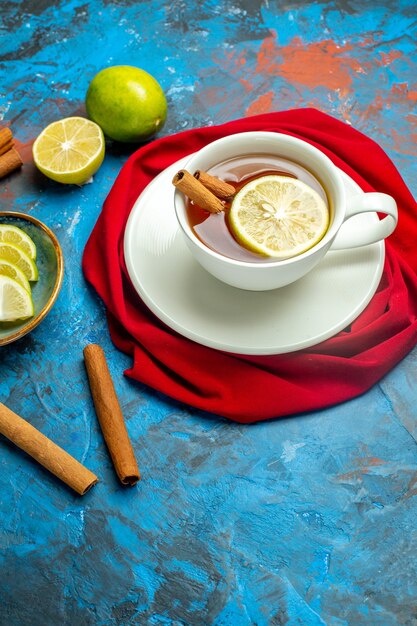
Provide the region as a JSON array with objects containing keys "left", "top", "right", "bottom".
[{"left": 85, "top": 65, "right": 167, "bottom": 143}]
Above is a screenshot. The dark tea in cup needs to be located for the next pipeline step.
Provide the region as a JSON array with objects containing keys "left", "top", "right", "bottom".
[{"left": 185, "top": 154, "right": 329, "bottom": 262}]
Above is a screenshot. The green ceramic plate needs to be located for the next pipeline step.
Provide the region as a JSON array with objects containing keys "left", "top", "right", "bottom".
[{"left": 0, "top": 211, "right": 64, "bottom": 346}]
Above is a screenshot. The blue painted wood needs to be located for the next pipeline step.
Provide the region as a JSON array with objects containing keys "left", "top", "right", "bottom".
[{"left": 1, "top": 1, "right": 417, "bottom": 624}]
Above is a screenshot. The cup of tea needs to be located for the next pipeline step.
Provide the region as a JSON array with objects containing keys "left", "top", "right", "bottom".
[{"left": 173, "top": 131, "right": 398, "bottom": 291}]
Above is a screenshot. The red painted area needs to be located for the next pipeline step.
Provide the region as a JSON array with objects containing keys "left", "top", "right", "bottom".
[
  {"left": 406, "top": 113, "right": 417, "bottom": 127},
  {"left": 392, "top": 82, "right": 409, "bottom": 96},
  {"left": 255, "top": 33, "right": 363, "bottom": 97},
  {"left": 360, "top": 95, "right": 385, "bottom": 119},
  {"left": 14, "top": 137, "right": 35, "bottom": 165},
  {"left": 357, "top": 32, "right": 380, "bottom": 47},
  {"left": 392, "top": 82, "right": 417, "bottom": 101},
  {"left": 378, "top": 50, "right": 403, "bottom": 66},
  {"left": 405, "top": 473, "right": 417, "bottom": 499},
  {"left": 391, "top": 128, "right": 417, "bottom": 156},
  {"left": 239, "top": 78, "right": 253, "bottom": 93},
  {"left": 197, "top": 86, "right": 226, "bottom": 106},
  {"left": 362, "top": 457, "right": 385, "bottom": 467},
  {"left": 245, "top": 91, "right": 274, "bottom": 116},
  {"left": 338, "top": 457, "right": 386, "bottom": 482}
]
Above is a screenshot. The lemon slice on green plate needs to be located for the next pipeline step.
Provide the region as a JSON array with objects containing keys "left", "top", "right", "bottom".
[
  {"left": 0, "top": 258, "right": 31, "bottom": 292},
  {"left": 0, "top": 224, "right": 37, "bottom": 259},
  {"left": 0, "top": 275, "right": 34, "bottom": 321},
  {"left": 229, "top": 175, "right": 329, "bottom": 259},
  {"left": 0, "top": 242, "right": 38, "bottom": 281},
  {"left": 32, "top": 116, "right": 105, "bottom": 185}
]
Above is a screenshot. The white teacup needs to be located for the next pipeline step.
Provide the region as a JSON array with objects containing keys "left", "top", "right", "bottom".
[{"left": 174, "top": 132, "right": 398, "bottom": 291}]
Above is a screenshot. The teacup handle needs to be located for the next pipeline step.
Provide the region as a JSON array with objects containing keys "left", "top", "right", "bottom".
[{"left": 330, "top": 192, "right": 398, "bottom": 250}]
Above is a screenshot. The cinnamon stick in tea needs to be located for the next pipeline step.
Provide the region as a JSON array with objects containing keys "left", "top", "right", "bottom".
[
  {"left": 83, "top": 344, "right": 140, "bottom": 486},
  {"left": 0, "top": 402, "right": 98, "bottom": 495},
  {"left": 194, "top": 170, "right": 235, "bottom": 199},
  {"left": 0, "top": 147, "right": 23, "bottom": 180},
  {"left": 172, "top": 169, "right": 225, "bottom": 214}
]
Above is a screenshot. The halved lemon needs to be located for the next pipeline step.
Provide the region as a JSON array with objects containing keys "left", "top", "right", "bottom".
[
  {"left": 229, "top": 175, "right": 329, "bottom": 259},
  {"left": 0, "top": 259, "right": 31, "bottom": 292},
  {"left": 33, "top": 116, "right": 105, "bottom": 185},
  {"left": 0, "top": 242, "right": 38, "bottom": 281},
  {"left": 0, "top": 275, "right": 34, "bottom": 321},
  {"left": 0, "top": 224, "right": 37, "bottom": 260}
]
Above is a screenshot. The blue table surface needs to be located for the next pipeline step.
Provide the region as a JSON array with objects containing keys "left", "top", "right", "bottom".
[{"left": 1, "top": 1, "right": 417, "bottom": 624}]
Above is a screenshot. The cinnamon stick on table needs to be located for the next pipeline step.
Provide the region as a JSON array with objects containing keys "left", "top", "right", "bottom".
[
  {"left": 0, "top": 127, "right": 13, "bottom": 152},
  {"left": 172, "top": 169, "right": 225, "bottom": 214},
  {"left": 0, "top": 147, "right": 23, "bottom": 180},
  {"left": 0, "top": 126, "right": 23, "bottom": 179},
  {"left": 83, "top": 344, "right": 140, "bottom": 486},
  {"left": 0, "top": 402, "right": 98, "bottom": 495},
  {"left": 0, "top": 128, "right": 13, "bottom": 156},
  {"left": 0, "top": 140, "right": 14, "bottom": 156}
]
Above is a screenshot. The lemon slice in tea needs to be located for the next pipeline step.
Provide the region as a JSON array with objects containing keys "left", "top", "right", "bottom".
[
  {"left": 0, "top": 224, "right": 37, "bottom": 259},
  {"left": 0, "top": 275, "right": 34, "bottom": 322},
  {"left": 0, "top": 242, "right": 38, "bottom": 281},
  {"left": 229, "top": 175, "right": 329, "bottom": 259},
  {"left": 33, "top": 116, "right": 105, "bottom": 185}
]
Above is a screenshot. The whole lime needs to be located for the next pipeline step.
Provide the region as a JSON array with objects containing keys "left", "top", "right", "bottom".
[{"left": 85, "top": 66, "right": 167, "bottom": 143}]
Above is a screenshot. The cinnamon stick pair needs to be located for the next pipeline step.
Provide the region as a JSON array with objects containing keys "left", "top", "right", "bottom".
[
  {"left": 0, "top": 344, "right": 140, "bottom": 495},
  {"left": 0, "top": 126, "right": 23, "bottom": 179},
  {"left": 0, "top": 127, "right": 13, "bottom": 156},
  {"left": 172, "top": 169, "right": 235, "bottom": 213}
]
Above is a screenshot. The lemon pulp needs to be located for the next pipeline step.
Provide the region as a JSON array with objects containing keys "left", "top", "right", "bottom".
[
  {"left": 33, "top": 116, "right": 105, "bottom": 185},
  {"left": 0, "top": 242, "right": 38, "bottom": 281},
  {"left": 0, "top": 224, "right": 37, "bottom": 259},
  {"left": 0, "top": 259, "right": 31, "bottom": 292},
  {"left": 229, "top": 175, "right": 329, "bottom": 259},
  {"left": 0, "top": 275, "right": 34, "bottom": 321}
]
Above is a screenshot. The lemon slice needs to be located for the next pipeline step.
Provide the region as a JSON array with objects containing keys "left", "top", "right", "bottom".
[
  {"left": 0, "top": 242, "right": 38, "bottom": 281},
  {"left": 0, "top": 224, "right": 36, "bottom": 260},
  {"left": 0, "top": 275, "right": 34, "bottom": 321},
  {"left": 33, "top": 116, "right": 105, "bottom": 185},
  {"left": 0, "top": 259, "right": 31, "bottom": 292},
  {"left": 229, "top": 175, "right": 329, "bottom": 259}
]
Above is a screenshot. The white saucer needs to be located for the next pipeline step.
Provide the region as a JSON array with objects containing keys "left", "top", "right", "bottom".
[{"left": 124, "top": 158, "right": 384, "bottom": 355}]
